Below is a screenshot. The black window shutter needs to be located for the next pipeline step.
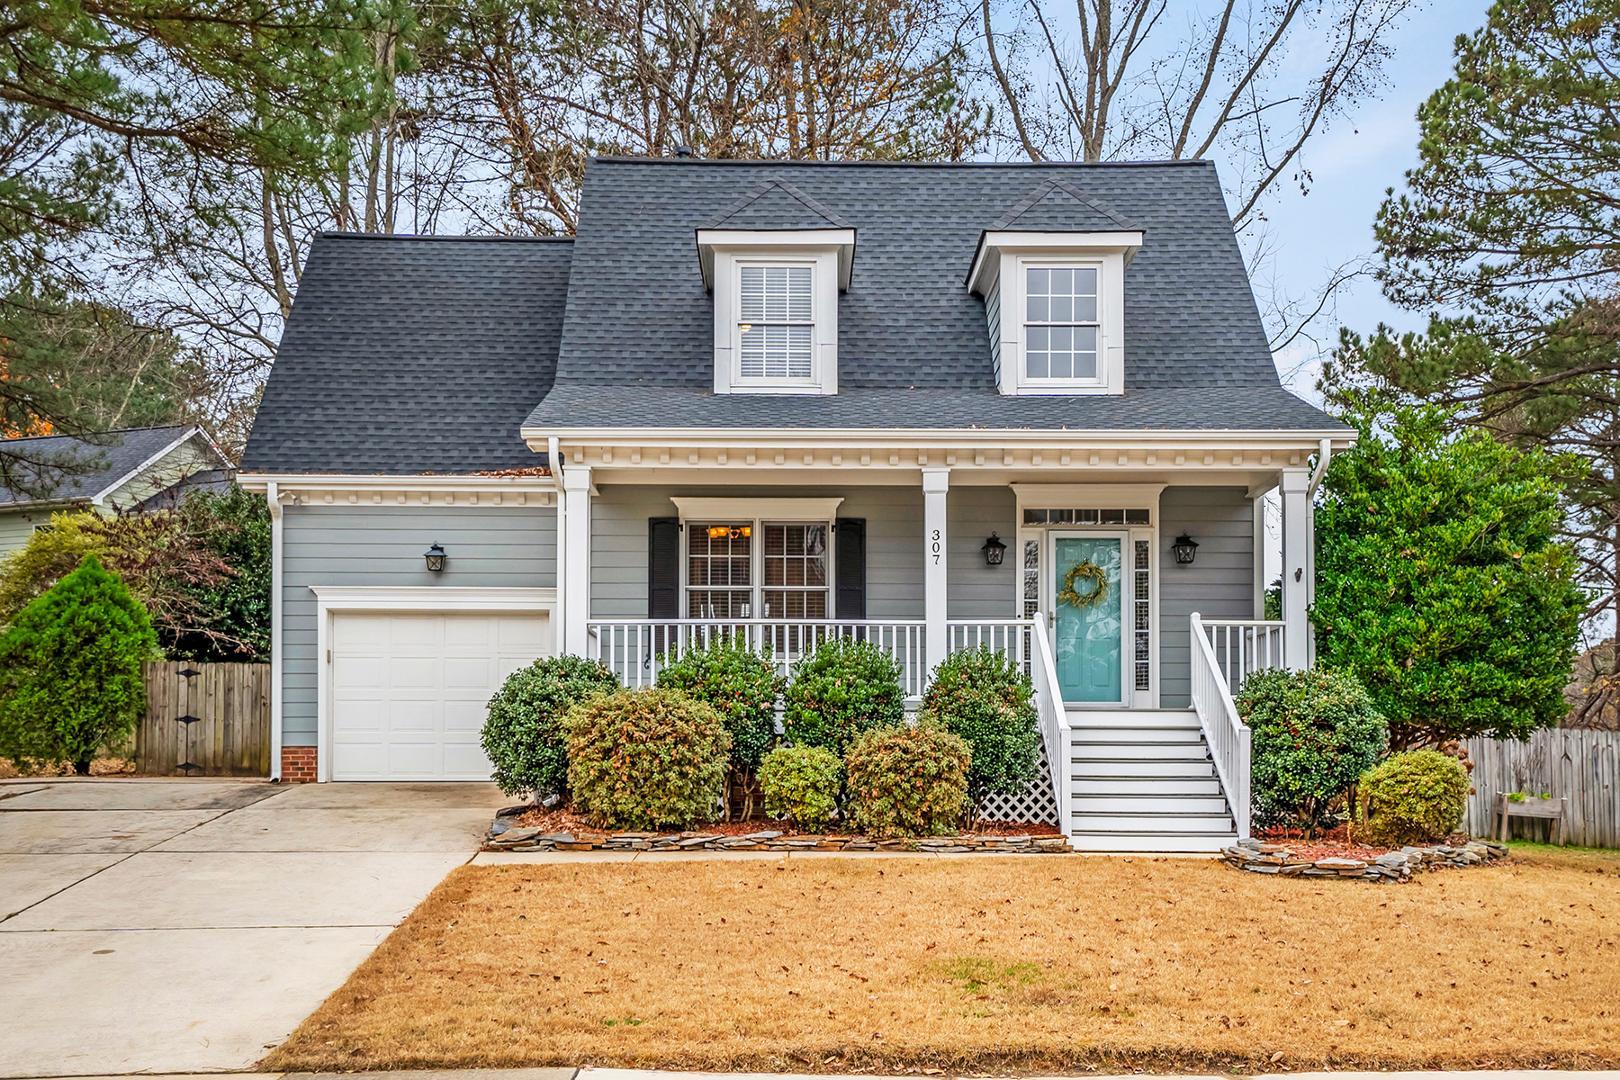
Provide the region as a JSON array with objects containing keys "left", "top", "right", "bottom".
[
  {"left": 648, "top": 517, "right": 680, "bottom": 618},
  {"left": 835, "top": 518, "right": 866, "bottom": 620}
]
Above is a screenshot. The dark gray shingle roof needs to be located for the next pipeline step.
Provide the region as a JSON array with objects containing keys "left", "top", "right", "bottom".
[
  {"left": 241, "top": 234, "right": 573, "bottom": 475},
  {"left": 0, "top": 425, "right": 199, "bottom": 508},
  {"left": 989, "top": 178, "right": 1139, "bottom": 232},
  {"left": 707, "top": 179, "right": 852, "bottom": 230},
  {"left": 525, "top": 157, "right": 1340, "bottom": 432}
]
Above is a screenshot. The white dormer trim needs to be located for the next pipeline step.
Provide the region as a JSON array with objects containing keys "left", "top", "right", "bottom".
[
  {"left": 969, "top": 230, "right": 1142, "bottom": 398},
  {"left": 701, "top": 231, "right": 851, "bottom": 397},
  {"left": 696, "top": 229, "right": 856, "bottom": 290}
]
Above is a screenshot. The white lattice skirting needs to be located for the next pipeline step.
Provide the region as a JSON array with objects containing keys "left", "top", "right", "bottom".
[{"left": 977, "top": 738, "right": 1060, "bottom": 826}]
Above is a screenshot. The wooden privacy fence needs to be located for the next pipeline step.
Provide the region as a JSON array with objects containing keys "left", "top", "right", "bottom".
[
  {"left": 134, "top": 662, "right": 271, "bottom": 777},
  {"left": 1464, "top": 728, "right": 1620, "bottom": 848}
]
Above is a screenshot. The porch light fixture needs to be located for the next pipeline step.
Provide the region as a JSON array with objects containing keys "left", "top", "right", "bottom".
[
  {"left": 981, "top": 532, "right": 1007, "bottom": 566},
  {"left": 423, "top": 543, "right": 447, "bottom": 572},
  {"left": 1172, "top": 534, "right": 1199, "bottom": 565}
]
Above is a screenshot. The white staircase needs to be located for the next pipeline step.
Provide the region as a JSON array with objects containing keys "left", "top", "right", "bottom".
[{"left": 1064, "top": 708, "right": 1239, "bottom": 852}]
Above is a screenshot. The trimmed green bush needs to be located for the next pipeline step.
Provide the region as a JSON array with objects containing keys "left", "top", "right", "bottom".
[
  {"left": 758, "top": 744, "right": 842, "bottom": 830},
  {"left": 920, "top": 646, "right": 1040, "bottom": 813},
  {"left": 1236, "top": 667, "right": 1388, "bottom": 833},
  {"left": 564, "top": 688, "right": 731, "bottom": 829},
  {"left": 782, "top": 637, "right": 905, "bottom": 755},
  {"left": 655, "top": 636, "right": 784, "bottom": 773},
  {"left": 1360, "top": 749, "right": 1471, "bottom": 846},
  {"left": 0, "top": 556, "right": 158, "bottom": 774},
  {"left": 480, "top": 655, "right": 618, "bottom": 799},
  {"left": 844, "top": 723, "right": 970, "bottom": 838}
]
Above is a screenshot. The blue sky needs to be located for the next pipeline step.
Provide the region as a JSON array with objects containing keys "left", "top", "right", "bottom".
[{"left": 1242, "top": 0, "right": 1493, "bottom": 396}]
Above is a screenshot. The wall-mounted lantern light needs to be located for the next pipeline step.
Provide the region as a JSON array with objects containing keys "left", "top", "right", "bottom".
[
  {"left": 1172, "top": 534, "right": 1199, "bottom": 565},
  {"left": 981, "top": 532, "right": 1007, "bottom": 566},
  {"left": 424, "top": 543, "right": 447, "bottom": 572}
]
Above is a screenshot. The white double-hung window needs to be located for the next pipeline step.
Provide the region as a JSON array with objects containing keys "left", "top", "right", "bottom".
[
  {"left": 968, "top": 228, "right": 1140, "bottom": 396},
  {"left": 1023, "top": 264, "right": 1100, "bottom": 383},
  {"left": 738, "top": 264, "right": 814, "bottom": 381},
  {"left": 698, "top": 228, "right": 852, "bottom": 395}
]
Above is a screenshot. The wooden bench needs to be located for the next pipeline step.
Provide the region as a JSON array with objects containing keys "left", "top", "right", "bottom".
[{"left": 1492, "top": 792, "right": 1566, "bottom": 845}]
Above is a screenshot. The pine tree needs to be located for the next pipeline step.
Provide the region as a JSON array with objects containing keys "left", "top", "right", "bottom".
[{"left": 0, "top": 555, "right": 158, "bottom": 774}]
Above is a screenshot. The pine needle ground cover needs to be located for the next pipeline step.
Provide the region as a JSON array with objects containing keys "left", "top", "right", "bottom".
[{"left": 269, "top": 849, "right": 1620, "bottom": 1073}]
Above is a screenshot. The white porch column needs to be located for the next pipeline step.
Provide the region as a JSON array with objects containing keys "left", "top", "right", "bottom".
[
  {"left": 1279, "top": 467, "right": 1311, "bottom": 670},
  {"left": 562, "top": 463, "right": 593, "bottom": 655},
  {"left": 922, "top": 467, "right": 950, "bottom": 677}
]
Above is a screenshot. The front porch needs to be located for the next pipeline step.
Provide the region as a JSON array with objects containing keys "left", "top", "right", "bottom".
[{"left": 542, "top": 430, "right": 1338, "bottom": 849}]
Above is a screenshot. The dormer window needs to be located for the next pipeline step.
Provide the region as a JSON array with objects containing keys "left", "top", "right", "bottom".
[
  {"left": 737, "top": 263, "right": 814, "bottom": 382},
  {"left": 696, "top": 180, "right": 855, "bottom": 397},
  {"left": 1023, "top": 263, "right": 1100, "bottom": 384}
]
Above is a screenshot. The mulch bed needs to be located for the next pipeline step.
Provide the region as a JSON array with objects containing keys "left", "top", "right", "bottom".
[
  {"left": 1251, "top": 823, "right": 1477, "bottom": 862},
  {"left": 507, "top": 804, "right": 1054, "bottom": 840}
]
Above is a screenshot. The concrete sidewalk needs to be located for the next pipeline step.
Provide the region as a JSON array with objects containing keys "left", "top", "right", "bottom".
[{"left": 0, "top": 778, "right": 503, "bottom": 1079}]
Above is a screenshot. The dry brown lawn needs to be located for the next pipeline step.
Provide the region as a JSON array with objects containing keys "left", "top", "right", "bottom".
[{"left": 269, "top": 846, "right": 1620, "bottom": 1074}]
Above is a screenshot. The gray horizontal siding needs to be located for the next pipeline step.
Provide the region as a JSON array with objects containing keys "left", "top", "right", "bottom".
[
  {"left": 280, "top": 504, "right": 556, "bottom": 746},
  {"left": 0, "top": 507, "right": 48, "bottom": 559},
  {"left": 1158, "top": 485, "right": 1255, "bottom": 707},
  {"left": 589, "top": 482, "right": 1016, "bottom": 622}
]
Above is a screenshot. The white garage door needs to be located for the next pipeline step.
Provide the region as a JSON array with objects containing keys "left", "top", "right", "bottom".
[{"left": 330, "top": 611, "right": 550, "bottom": 780}]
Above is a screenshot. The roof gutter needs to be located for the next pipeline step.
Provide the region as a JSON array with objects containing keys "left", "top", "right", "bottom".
[{"left": 548, "top": 436, "right": 568, "bottom": 652}]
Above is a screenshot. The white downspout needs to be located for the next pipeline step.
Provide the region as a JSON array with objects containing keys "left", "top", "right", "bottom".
[
  {"left": 267, "top": 481, "right": 284, "bottom": 781},
  {"left": 548, "top": 437, "right": 566, "bottom": 650},
  {"left": 1304, "top": 439, "right": 1331, "bottom": 667}
]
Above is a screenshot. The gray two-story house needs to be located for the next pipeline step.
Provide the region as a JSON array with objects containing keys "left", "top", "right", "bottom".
[{"left": 241, "top": 156, "right": 1351, "bottom": 848}]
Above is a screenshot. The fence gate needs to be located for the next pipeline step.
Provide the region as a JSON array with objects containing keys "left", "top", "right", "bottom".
[{"left": 134, "top": 662, "right": 271, "bottom": 777}]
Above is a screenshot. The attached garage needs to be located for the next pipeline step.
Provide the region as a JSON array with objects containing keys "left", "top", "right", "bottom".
[{"left": 312, "top": 588, "right": 557, "bottom": 781}]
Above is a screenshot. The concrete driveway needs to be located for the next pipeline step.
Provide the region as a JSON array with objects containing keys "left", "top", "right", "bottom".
[{"left": 0, "top": 777, "right": 505, "bottom": 1078}]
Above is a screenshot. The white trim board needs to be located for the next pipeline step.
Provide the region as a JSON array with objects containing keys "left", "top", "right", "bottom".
[
  {"left": 308, "top": 586, "right": 558, "bottom": 782},
  {"left": 670, "top": 496, "right": 844, "bottom": 521}
]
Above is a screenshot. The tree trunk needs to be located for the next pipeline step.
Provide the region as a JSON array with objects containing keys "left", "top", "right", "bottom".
[{"left": 72, "top": 758, "right": 93, "bottom": 776}]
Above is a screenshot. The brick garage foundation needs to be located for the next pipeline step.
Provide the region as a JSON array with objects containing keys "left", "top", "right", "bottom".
[{"left": 280, "top": 746, "right": 317, "bottom": 783}]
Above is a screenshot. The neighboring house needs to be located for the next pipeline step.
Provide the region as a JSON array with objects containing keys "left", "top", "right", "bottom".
[
  {"left": 0, "top": 425, "right": 232, "bottom": 558},
  {"left": 240, "top": 156, "right": 1353, "bottom": 850}
]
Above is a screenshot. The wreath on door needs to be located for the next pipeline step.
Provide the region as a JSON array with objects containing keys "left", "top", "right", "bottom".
[{"left": 1058, "top": 560, "right": 1109, "bottom": 609}]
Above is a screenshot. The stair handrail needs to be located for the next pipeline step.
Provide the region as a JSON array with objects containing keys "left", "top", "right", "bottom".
[
  {"left": 1029, "top": 613, "right": 1071, "bottom": 833},
  {"left": 1189, "top": 611, "right": 1252, "bottom": 838}
]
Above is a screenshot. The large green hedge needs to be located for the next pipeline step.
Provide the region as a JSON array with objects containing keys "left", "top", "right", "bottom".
[{"left": 1314, "top": 405, "right": 1584, "bottom": 747}]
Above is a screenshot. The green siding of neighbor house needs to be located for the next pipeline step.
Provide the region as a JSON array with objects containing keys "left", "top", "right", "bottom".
[
  {"left": 102, "top": 435, "right": 223, "bottom": 511},
  {"left": 279, "top": 503, "right": 558, "bottom": 747},
  {"left": 0, "top": 507, "right": 51, "bottom": 560}
]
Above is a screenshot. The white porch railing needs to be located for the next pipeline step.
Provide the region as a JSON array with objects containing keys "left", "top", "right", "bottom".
[
  {"left": 586, "top": 619, "right": 929, "bottom": 698},
  {"left": 1189, "top": 612, "right": 1253, "bottom": 838},
  {"left": 947, "top": 618, "right": 1033, "bottom": 672},
  {"left": 1198, "top": 618, "right": 1287, "bottom": 691},
  {"left": 1028, "top": 613, "right": 1071, "bottom": 832}
]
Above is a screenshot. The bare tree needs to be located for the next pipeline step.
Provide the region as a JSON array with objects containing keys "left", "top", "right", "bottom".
[{"left": 978, "top": 0, "right": 1418, "bottom": 229}]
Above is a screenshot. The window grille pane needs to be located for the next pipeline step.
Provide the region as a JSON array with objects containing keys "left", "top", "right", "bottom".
[
  {"left": 740, "top": 324, "right": 813, "bottom": 379},
  {"left": 1133, "top": 538, "right": 1151, "bottom": 691},
  {"left": 760, "top": 523, "right": 828, "bottom": 620},
  {"left": 687, "top": 522, "right": 752, "bottom": 618},
  {"left": 1022, "top": 540, "right": 1040, "bottom": 620},
  {"left": 1025, "top": 264, "right": 1099, "bottom": 381},
  {"left": 740, "top": 265, "right": 812, "bottom": 322}
]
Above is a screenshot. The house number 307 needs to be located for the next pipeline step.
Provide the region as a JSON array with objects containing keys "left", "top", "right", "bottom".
[{"left": 930, "top": 529, "right": 942, "bottom": 565}]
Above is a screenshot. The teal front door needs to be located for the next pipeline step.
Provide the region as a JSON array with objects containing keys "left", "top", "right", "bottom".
[{"left": 1052, "top": 534, "right": 1125, "bottom": 704}]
